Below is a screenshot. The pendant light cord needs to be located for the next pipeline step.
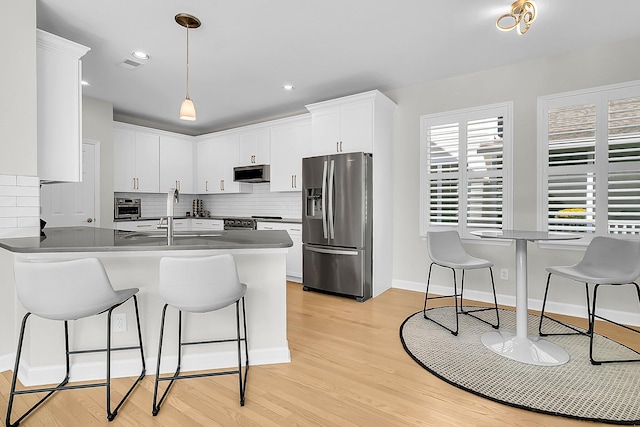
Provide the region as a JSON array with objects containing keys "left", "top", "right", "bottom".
[{"left": 185, "top": 23, "right": 190, "bottom": 99}]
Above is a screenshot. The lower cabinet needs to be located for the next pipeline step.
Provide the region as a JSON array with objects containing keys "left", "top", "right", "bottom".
[
  {"left": 257, "top": 222, "right": 302, "bottom": 282},
  {"left": 190, "top": 219, "right": 223, "bottom": 231},
  {"left": 114, "top": 218, "right": 223, "bottom": 232},
  {"left": 114, "top": 220, "right": 159, "bottom": 232}
]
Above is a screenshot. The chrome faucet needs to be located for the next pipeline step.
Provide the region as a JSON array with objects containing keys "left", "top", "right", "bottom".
[{"left": 158, "top": 188, "right": 179, "bottom": 244}]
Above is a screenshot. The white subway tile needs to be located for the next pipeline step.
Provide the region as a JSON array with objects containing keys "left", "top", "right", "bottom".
[
  {"left": 17, "top": 176, "right": 40, "bottom": 187},
  {"left": 0, "top": 217, "right": 18, "bottom": 228},
  {"left": 0, "top": 197, "right": 16, "bottom": 207},
  {"left": 17, "top": 196, "right": 39, "bottom": 207},
  {"left": 0, "top": 175, "right": 17, "bottom": 186}
]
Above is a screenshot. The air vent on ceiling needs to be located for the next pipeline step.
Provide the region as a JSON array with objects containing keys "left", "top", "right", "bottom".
[{"left": 119, "top": 58, "right": 144, "bottom": 70}]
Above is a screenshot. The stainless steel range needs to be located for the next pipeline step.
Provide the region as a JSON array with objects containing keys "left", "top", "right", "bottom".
[{"left": 223, "top": 218, "right": 257, "bottom": 230}]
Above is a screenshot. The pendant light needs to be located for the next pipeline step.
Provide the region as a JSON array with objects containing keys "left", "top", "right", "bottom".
[{"left": 175, "top": 13, "right": 201, "bottom": 121}]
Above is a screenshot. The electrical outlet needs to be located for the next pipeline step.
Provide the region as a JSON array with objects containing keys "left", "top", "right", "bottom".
[
  {"left": 500, "top": 268, "right": 509, "bottom": 280},
  {"left": 113, "top": 313, "right": 127, "bottom": 333}
]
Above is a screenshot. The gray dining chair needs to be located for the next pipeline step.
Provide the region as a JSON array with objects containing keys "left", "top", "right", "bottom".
[
  {"left": 538, "top": 236, "right": 640, "bottom": 365},
  {"left": 7, "top": 258, "right": 146, "bottom": 426},
  {"left": 153, "top": 254, "right": 249, "bottom": 415},
  {"left": 424, "top": 230, "right": 500, "bottom": 335}
]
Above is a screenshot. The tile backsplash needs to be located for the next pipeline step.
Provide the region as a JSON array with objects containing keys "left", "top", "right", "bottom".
[
  {"left": 0, "top": 175, "right": 40, "bottom": 238},
  {"left": 116, "top": 183, "right": 302, "bottom": 219}
]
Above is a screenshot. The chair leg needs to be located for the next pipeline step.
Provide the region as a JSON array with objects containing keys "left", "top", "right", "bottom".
[
  {"left": 589, "top": 283, "right": 640, "bottom": 365},
  {"left": 6, "top": 314, "right": 71, "bottom": 427},
  {"left": 460, "top": 267, "right": 500, "bottom": 329},
  {"left": 153, "top": 304, "right": 179, "bottom": 416},
  {"left": 236, "top": 299, "right": 249, "bottom": 406},
  {"left": 538, "top": 274, "right": 590, "bottom": 337},
  {"left": 105, "top": 295, "right": 146, "bottom": 421},
  {"left": 423, "top": 263, "right": 459, "bottom": 335}
]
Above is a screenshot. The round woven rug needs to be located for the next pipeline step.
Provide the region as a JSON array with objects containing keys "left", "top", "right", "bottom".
[{"left": 400, "top": 307, "right": 640, "bottom": 424}]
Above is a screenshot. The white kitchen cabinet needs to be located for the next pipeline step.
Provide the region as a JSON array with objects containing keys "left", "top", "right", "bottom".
[
  {"left": 113, "top": 125, "right": 159, "bottom": 193},
  {"left": 190, "top": 218, "right": 223, "bottom": 230},
  {"left": 36, "top": 30, "right": 90, "bottom": 182},
  {"left": 238, "top": 129, "right": 270, "bottom": 166},
  {"left": 306, "top": 90, "right": 394, "bottom": 156},
  {"left": 114, "top": 220, "right": 159, "bottom": 232},
  {"left": 172, "top": 219, "right": 189, "bottom": 231},
  {"left": 196, "top": 135, "right": 249, "bottom": 194},
  {"left": 160, "top": 135, "right": 194, "bottom": 194},
  {"left": 270, "top": 116, "right": 311, "bottom": 192},
  {"left": 257, "top": 221, "right": 302, "bottom": 282}
]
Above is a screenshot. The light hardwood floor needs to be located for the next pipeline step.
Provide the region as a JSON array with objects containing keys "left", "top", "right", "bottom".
[{"left": 1, "top": 282, "right": 637, "bottom": 426}]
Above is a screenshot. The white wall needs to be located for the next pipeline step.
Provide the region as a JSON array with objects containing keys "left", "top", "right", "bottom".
[
  {"left": 0, "top": 0, "right": 37, "bottom": 177},
  {"left": 388, "top": 36, "right": 640, "bottom": 322}
]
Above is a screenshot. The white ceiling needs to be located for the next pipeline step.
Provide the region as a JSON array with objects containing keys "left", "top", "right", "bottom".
[{"left": 36, "top": 0, "right": 640, "bottom": 136}]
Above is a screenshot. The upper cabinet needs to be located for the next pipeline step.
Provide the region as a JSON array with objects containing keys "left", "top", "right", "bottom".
[
  {"left": 238, "top": 129, "right": 270, "bottom": 166},
  {"left": 159, "top": 135, "right": 194, "bottom": 194},
  {"left": 113, "top": 124, "right": 159, "bottom": 193},
  {"left": 36, "top": 30, "right": 90, "bottom": 182},
  {"left": 196, "top": 134, "right": 250, "bottom": 194},
  {"left": 306, "top": 90, "right": 396, "bottom": 156},
  {"left": 269, "top": 115, "right": 312, "bottom": 192}
]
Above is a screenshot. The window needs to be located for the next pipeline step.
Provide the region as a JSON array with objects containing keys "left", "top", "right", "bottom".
[
  {"left": 420, "top": 102, "right": 513, "bottom": 237},
  {"left": 538, "top": 81, "right": 640, "bottom": 236}
]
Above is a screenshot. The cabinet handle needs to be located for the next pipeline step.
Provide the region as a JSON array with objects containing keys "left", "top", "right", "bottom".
[
  {"left": 136, "top": 177, "right": 140, "bottom": 189},
  {"left": 294, "top": 175, "right": 297, "bottom": 188},
  {"left": 291, "top": 175, "right": 294, "bottom": 188},
  {"left": 132, "top": 178, "right": 136, "bottom": 190},
  {"left": 340, "top": 141, "right": 343, "bottom": 152},
  {"left": 205, "top": 180, "right": 209, "bottom": 192},
  {"left": 137, "top": 224, "right": 152, "bottom": 228},
  {"left": 264, "top": 226, "right": 273, "bottom": 230},
  {"left": 336, "top": 141, "right": 339, "bottom": 152},
  {"left": 220, "top": 179, "right": 224, "bottom": 191}
]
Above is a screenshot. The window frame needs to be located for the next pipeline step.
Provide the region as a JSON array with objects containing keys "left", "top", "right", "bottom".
[
  {"left": 537, "top": 80, "right": 640, "bottom": 246},
  {"left": 420, "top": 101, "right": 514, "bottom": 239}
]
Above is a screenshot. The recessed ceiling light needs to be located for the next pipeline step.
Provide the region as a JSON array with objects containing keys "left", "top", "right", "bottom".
[
  {"left": 81, "top": 80, "right": 90, "bottom": 86},
  {"left": 283, "top": 84, "right": 294, "bottom": 91},
  {"left": 132, "top": 51, "right": 150, "bottom": 60}
]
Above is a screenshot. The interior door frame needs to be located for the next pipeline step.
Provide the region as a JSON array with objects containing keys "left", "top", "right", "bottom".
[{"left": 84, "top": 139, "right": 101, "bottom": 227}]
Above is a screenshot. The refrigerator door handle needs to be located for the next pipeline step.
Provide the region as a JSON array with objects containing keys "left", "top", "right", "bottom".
[
  {"left": 304, "top": 245, "right": 359, "bottom": 256},
  {"left": 328, "top": 159, "right": 335, "bottom": 239},
  {"left": 322, "top": 160, "right": 328, "bottom": 238}
]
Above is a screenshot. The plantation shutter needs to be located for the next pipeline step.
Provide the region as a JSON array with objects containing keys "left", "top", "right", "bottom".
[
  {"left": 546, "top": 103, "right": 597, "bottom": 232},
  {"left": 421, "top": 103, "right": 511, "bottom": 237},
  {"left": 607, "top": 96, "right": 640, "bottom": 234},
  {"left": 540, "top": 82, "right": 640, "bottom": 236}
]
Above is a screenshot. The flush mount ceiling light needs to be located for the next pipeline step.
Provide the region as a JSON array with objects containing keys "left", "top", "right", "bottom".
[
  {"left": 175, "top": 13, "right": 201, "bottom": 121},
  {"left": 132, "top": 51, "right": 150, "bottom": 60},
  {"left": 496, "top": 0, "right": 537, "bottom": 35}
]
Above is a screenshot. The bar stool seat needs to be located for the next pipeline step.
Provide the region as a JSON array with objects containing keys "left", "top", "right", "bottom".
[
  {"left": 152, "top": 254, "right": 249, "bottom": 416},
  {"left": 7, "top": 258, "right": 146, "bottom": 426}
]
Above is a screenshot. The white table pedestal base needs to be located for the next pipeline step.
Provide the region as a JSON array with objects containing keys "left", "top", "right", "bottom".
[{"left": 481, "top": 330, "right": 570, "bottom": 366}]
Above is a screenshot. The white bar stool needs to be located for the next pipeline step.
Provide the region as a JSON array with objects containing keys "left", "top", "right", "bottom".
[
  {"left": 7, "top": 258, "right": 146, "bottom": 426},
  {"left": 424, "top": 230, "right": 500, "bottom": 335},
  {"left": 152, "top": 254, "right": 249, "bottom": 415}
]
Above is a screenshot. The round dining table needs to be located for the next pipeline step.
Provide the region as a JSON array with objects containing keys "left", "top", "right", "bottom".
[{"left": 470, "top": 230, "right": 581, "bottom": 366}]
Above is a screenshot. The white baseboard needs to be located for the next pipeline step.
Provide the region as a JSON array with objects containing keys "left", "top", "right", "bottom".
[
  {"left": 0, "top": 353, "right": 15, "bottom": 374},
  {"left": 16, "top": 346, "right": 291, "bottom": 387},
  {"left": 392, "top": 279, "right": 640, "bottom": 327}
]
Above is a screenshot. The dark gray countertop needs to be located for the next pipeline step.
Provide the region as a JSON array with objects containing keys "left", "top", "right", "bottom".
[
  {"left": 113, "top": 216, "right": 302, "bottom": 224},
  {"left": 0, "top": 227, "right": 293, "bottom": 253}
]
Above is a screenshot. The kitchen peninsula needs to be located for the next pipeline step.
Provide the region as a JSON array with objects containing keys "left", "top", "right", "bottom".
[{"left": 0, "top": 227, "right": 292, "bottom": 386}]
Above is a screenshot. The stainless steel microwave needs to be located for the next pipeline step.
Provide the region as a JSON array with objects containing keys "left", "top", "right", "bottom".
[
  {"left": 233, "top": 164, "right": 270, "bottom": 183},
  {"left": 114, "top": 198, "right": 141, "bottom": 219}
]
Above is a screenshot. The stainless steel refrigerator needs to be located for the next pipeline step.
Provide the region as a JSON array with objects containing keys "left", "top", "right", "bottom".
[{"left": 302, "top": 152, "right": 373, "bottom": 302}]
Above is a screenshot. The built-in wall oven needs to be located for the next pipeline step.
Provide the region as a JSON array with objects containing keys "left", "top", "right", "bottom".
[{"left": 114, "top": 198, "right": 141, "bottom": 219}]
